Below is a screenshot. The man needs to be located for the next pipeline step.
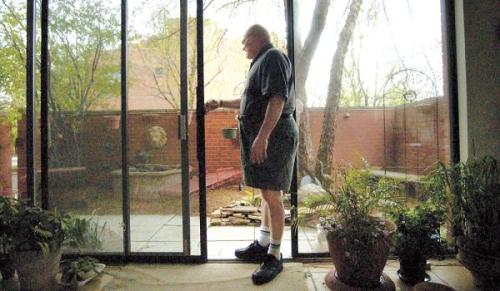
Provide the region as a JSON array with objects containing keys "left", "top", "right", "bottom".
[{"left": 205, "top": 24, "right": 298, "bottom": 285}]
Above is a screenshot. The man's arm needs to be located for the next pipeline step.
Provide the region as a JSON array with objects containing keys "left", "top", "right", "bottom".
[
  {"left": 220, "top": 98, "right": 241, "bottom": 109},
  {"left": 251, "top": 96, "right": 285, "bottom": 164},
  {"left": 204, "top": 98, "right": 240, "bottom": 112}
]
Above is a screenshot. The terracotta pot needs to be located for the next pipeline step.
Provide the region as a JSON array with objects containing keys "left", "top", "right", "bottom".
[
  {"left": 398, "top": 255, "right": 429, "bottom": 285},
  {"left": 10, "top": 249, "right": 62, "bottom": 290},
  {"left": 325, "top": 220, "right": 396, "bottom": 289},
  {"left": 457, "top": 247, "right": 500, "bottom": 290}
]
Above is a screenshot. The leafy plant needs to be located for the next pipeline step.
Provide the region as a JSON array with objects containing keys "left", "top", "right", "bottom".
[
  {"left": 0, "top": 197, "right": 17, "bottom": 279},
  {"left": 63, "top": 211, "right": 105, "bottom": 251},
  {"left": 242, "top": 189, "right": 261, "bottom": 207},
  {"left": 2, "top": 199, "right": 66, "bottom": 255},
  {"left": 293, "top": 167, "right": 401, "bottom": 246},
  {"left": 60, "top": 256, "right": 102, "bottom": 287},
  {"left": 391, "top": 204, "right": 446, "bottom": 260},
  {"left": 437, "top": 156, "right": 500, "bottom": 255},
  {"left": 0, "top": 197, "right": 103, "bottom": 255}
]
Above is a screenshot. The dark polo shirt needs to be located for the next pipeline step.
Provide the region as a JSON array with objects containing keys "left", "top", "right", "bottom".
[
  {"left": 240, "top": 44, "right": 295, "bottom": 121},
  {"left": 238, "top": 44, "right": 298, "bottom": 192}
]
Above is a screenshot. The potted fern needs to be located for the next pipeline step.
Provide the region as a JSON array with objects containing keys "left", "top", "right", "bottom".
[
  {"left": 0, "top": 197, "right": 104, "bottom": 289},
  {"left": 294, "top": 167, "right": 400, "bottom": 289},
  {"left": 4, "top": 199, "right": 65, "bottom": 290},
  {"left": 439, "top": 156, "right": 500, "bottom": 290},
  {"left": 391, "top": 204, "right": 446, "bottom": 285}
]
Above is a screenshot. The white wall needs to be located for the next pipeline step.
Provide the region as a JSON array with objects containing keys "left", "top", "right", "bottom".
[{"left": 455, "top": 0, "right": 500, "bottom": 161}]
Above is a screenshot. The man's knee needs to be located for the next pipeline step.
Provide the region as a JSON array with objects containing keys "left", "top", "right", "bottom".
[{"left": 261, "top": 189, "right": 282, "bottom": 206}]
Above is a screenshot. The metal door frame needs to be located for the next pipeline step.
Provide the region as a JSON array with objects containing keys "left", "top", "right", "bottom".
[{"left": 30, "top": 0, "right": 207, "bottom": 264}]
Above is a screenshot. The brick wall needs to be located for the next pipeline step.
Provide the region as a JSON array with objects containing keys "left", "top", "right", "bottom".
[
  {"left": 308, "top": 107, "right": 394, "bottom": 169},
  {"left": 0, "top": 119, "right": 12, "bottom": 196},
  {"left": 15, "top": 97, "right": 450, "bottom": 193},
  {"left": 204, "top": 110, "right": 241, "bottom": 172},
  {"left": 387, "top": 98, "right": 450, "bottom": 175}
]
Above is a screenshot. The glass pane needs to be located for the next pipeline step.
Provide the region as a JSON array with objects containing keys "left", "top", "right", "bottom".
[
  {"left": 203, "top": 0, "right": 289, "bottom": 259},
  {"left": 188, "top": 0, "right": 200, "bottom": 256},
  {"left": 47, "top": 0, "right": 123, "bottom": 253},
  {"left": 0, "top": 1, "right": 27, "bottom": 201},
  {"left": 294, "top": 0, "right": 450, "bottom": 253},
  {"left": 0, "top": 1, "right": 36, "bottom": 203},
  {"left": 128, "top": 0, "right": 187, "bottom": 253}
]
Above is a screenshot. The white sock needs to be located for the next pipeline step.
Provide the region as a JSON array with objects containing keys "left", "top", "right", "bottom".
[
  {"left": 267, "top": 237, "right": 281, "bottom": 259},
  {"left": 257, "top": 226, "right": 270, "bottom": 247}
]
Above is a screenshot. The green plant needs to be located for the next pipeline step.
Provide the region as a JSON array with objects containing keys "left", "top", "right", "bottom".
[
  {"left": 60, "top": 256, "right": 102, "bottom": 287},
  {"left": 391, "top": 204, "right": 446, "bottom": 260},
  {"left": 5, "top": 202, "right": 66, "bottom": 255},
  {"left": 63, "top": 211, "right": 105, "bottom": 251},
  {"left": 0, "top": 197, "right": 103, "bottom": 255},
  {"left": 242, "top": 189, "right": 262, "bottom": 207},
  {"left": 0, "top": 197, "right": 17, "bottom": 280},
  {"left": 293, "top": 167, "right": 401, "bottom": 246},
  {"left": 438, "top": 156, "right": 500, "bottom": 255}
]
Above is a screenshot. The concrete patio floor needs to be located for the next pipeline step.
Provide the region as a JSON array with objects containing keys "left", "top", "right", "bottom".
[{"left": 83, "top": 215, "right": 327, "bottom": 258}]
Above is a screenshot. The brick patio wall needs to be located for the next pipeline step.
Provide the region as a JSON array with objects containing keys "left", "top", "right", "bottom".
[
  {"left": 0, "top": 118, "right": 12, "bottom": 196},
  {"left": 386, "top": 97, "right": 450, "bottom": 175},
  {"left": 15, "top": 97, "right": 450, "bottom": 195}
]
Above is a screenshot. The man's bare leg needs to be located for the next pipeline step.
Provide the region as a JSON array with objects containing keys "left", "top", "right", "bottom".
[
  {"left": 261, "top": 189, "right": 284, "bottom": 259},
  {"left": 257, "top": 196, "right": 271, "bottom": 247}
]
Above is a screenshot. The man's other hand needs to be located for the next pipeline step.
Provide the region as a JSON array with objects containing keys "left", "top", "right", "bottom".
[
  {"left": 204, "top": 99, "right": 219, "bottom": 113},
  {"left": 250, "top": 135, "right": 268, "bottom": 165}
]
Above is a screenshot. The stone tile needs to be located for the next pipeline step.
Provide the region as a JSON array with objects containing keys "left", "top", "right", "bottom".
[
  {"left": 132, "top": 241, "right": 184, "bottom": 253},
  {"left": 304, "top": 260, "right": 467, "bottom": 291},
  {"left": 305, "top": 273, "right": 317, "bottom": 291},
  {"left": 148, "top": 225, "right": 201, "bottom": 241},
  {"left": 130, "top": 226, "right": 161, "bottom": 242},
  {"left": 207, "top": 226, "right": 256, "bottom": 241},
  {"left": 165, "top": 215, "right": 201, "bottom": 226},
  {"left": 309, "top": 271, "right": 329, "bottom": 291},
  {"left": 207, "top": 241, "right": 224, "bottom": 257},
  {"left": 430, "top": 265, "right": 476, "bottom": 291}
]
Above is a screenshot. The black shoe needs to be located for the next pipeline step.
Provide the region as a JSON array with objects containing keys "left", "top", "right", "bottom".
[
  {"left": 251, "top": 254, "right": 283, "bottom": 285},
  {"left": 235, "top": 240, "right": 268, "bottom": 262}
]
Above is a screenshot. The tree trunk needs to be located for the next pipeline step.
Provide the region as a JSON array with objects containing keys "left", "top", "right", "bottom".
[
  {"left": 315, "top": 0, "right": 363, "bottom": 189},
  {"left": 292, "top": 0, "right": 330, "bottom": 180}
]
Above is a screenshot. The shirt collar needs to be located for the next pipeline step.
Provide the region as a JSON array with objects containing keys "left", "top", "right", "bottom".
[{"left": 250, "top": 43, "right": 274, "bottom": 68}]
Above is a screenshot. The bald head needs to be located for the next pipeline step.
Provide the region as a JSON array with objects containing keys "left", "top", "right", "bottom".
[
  {"left": 245, "top": 24, "right": 271, "bottom": 45},
  {"left": 242, "top": 24, "right": 271, "bottom": 59}
]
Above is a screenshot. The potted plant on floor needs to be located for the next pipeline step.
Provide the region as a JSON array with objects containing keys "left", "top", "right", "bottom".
[
  {"left": 438, "top": 156, "right": 500, "bottom": 290},
  {"left": 0, "top": 196, "right": 104, "bottom": 290},
  {"left": 0, "top": 197, "right": 15, "bottom": 281},
  {"left": 1, "top": 197, "right": 66, "bottom": 290},
  {"left": 294, "top": 167, "right": 401, "bottom": 290},
  {"left": 391, "top": 204, "right": 446, "bottom": 285},
  {"left": 60, "top": 256, "right": 106, "bottom": 288}
]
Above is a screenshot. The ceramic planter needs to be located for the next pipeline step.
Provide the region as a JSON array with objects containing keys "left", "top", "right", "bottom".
[
  {"left": 221, "top": 128, "right": 238, "bottom": 139},
  {"left": 324, "top": 220, "right": 396, "bottom": 290},
  {"left": 10, "top": 248, "right": 62, "bottom": 290},
  {"left": 397, "top": 255, "right": 430, "bottom": 285}
]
